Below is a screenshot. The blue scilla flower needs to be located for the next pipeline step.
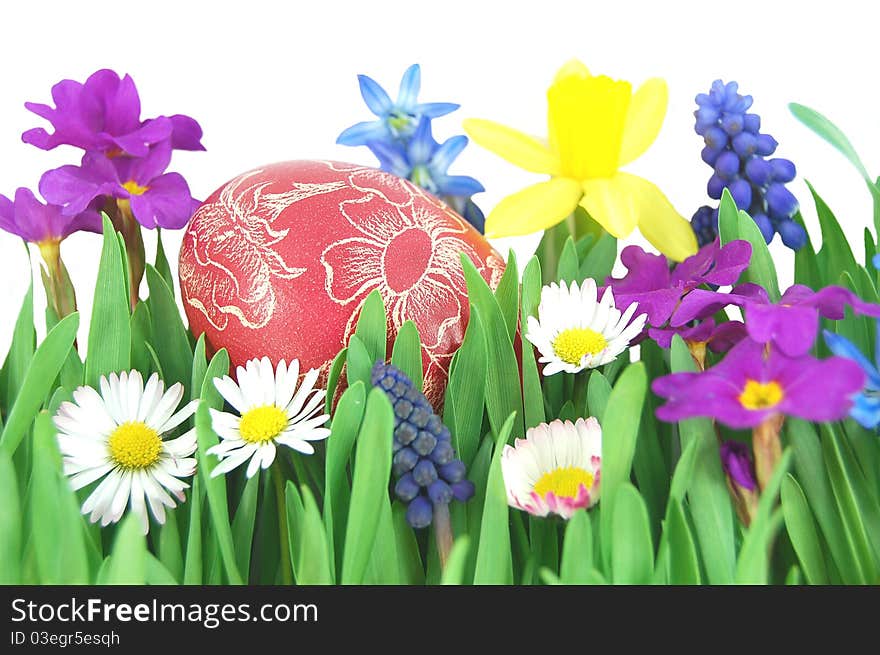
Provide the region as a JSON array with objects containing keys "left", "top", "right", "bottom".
[
  {"left": 824, "top": 328, "right": 880, "bottom": 430},
  {"left": 691, "top": 80, "right": 806, "bottom": 250},
  {"left": 337, "top": 64, "right": 459, "bottom": 146},
  {"left": 370, "top": 118, "right": 486, "bottom": 232},
  {"left": 371, "top": 361, "right": 475, "bottom": 529}
]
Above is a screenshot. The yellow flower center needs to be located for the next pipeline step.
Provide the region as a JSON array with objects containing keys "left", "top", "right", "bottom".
[
  {"left": 108, "top": 421, "right": 162, "bottom": 470},
  {"left": 738, "top": 380, "right": 784, "bottom": 410},
  {"left": 123, "top": 180, "right": 149, "bottom": 196},
  {"left": 552, "top": 327, "right": 608, "bottom": 365},
  {"left": 534, "top": 466, "right": 594, "bottom": 499},
  {"left": 239, "top": 405, "right": 288, "bottom": 444}
]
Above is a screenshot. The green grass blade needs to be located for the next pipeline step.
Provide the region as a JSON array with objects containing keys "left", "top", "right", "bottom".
[
  {"left": 391, "top": 320, "right": 423, "bottom": 390},
  {"left": 354, "top": 289, "right": 387, "bottom": 365},
  {"left": 559, "top": 510, "right": 594, "bottom": 584},
  {"left": 0, "top": 451, "right": 21, "bottom": 583},
  {"left": 493, "top": 249, "right": 520, "bottom": 340},
  {"left": 440, "top": 536, "right": 471, "bottom": 585},
  {"left": 611, "top": 483, "right": 654, "bottom": 584},
  {"left": 781, "top": 474, "right": 829, "bottom": 585},
  {"left": 145, "top": 265, "right": 193, "bottom": 391},
  {"left": 105, "top": 514, "right": 147, "bottom": 584}
]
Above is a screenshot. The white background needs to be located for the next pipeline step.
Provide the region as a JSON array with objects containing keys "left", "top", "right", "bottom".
[{"left": 1, "top": 0, "right": 878, "bottom": 354}]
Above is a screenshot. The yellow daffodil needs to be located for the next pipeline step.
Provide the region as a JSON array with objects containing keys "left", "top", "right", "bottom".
[{"left": 463, "top": 59, "right": 698, "bottom": 261}]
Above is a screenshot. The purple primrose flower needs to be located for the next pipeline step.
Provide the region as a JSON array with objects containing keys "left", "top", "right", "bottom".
[
  {"left": 22, "top": 69, "right": 204, "bottom": 157},
  {"left": 720, "top": 440, "right": 758, "bottom": 491},
  {"left": 671, "top": 282, "right": 880, "bottom": 357},
  {"left": 39, "top": 142, "right": 198, "bottom": 229},
  {"left": 652, "top": 337, "right": 865, "bottom": 429},
  {"left": 0, "top": 187, "right": 101, "bottom": 244}
]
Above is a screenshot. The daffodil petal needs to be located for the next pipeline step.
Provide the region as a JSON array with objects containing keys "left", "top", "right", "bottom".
[
  {"left": 619, "top": 78, "right": 668, "bottom": 166},
  {"left": 579, "top": 175, "right": 641, "bottom": 238},
  {"left": 630, "top": 176, "right": 698, "bottom": 262},
  {"left": 553, "top": 59, "right": 591, "bottom": 83},
  {"left": 485, "top": 178, "right": 582, "bottom": 238},
  {"left": 463, "top": 118, "right": 558, "bottom": 174}
]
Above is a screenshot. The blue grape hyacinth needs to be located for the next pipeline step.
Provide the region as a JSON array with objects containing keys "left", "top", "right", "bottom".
[
  {"left": 337, "top": 64, "right": 486, "bottom": 232},
  {"left": 691, "top": 80, "right": 806, "bottom": 250},
  {"left": 370, "top": 361, "right": 475, "bottom": 529}
]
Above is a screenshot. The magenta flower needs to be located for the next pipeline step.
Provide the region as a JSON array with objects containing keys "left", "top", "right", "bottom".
[
  {"left": 606, "top": 239, "right": 751, "bottom": 348},
  {"left": 672, "top": 282, "right": 880, "bottom": 357},
  {"left": 0, "top": 187, "right": 101, "bottom": 244},
  {"left": 40, "top": 142, "right": 198, "bottom": 229},
  {"left": 22, "top": 69, "right": 204, "bottom": 157},
  {"left": 652, "top": 337, "right": 865, "bottom": 428}
]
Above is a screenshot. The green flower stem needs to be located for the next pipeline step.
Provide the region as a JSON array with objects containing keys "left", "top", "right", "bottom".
[
  {"left": 108, "top": 198, "right": 145, "bottom": 310},
  {"left": 272, "top": 463, "right": 294, "bottom": 585},
  {"left": 433, "top": 502, "right": 454, "bottom": 569},
  {"left": 572, "top": 371, "right": 589, "bottom": 414}
]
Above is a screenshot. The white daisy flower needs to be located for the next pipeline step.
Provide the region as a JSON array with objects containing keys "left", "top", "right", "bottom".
[
  {"left": 525, "top": 278, "right": 647, "bottom": 376},
  {"left": 501, "top": 417, "right": 602, "bottom": 519},
  {"left": 54, "top": 370, "right": 199, "bottom": 534},
  {"left": 207, "top": 357, "right": 331, "bottom": 478}
]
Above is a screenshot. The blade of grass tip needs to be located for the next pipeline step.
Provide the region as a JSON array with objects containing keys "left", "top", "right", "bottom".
[
  {"left": 493, "top": 249, "right": 520, "bottom": 341},
  {"left": 2, "top": 281, "right": 36, "bottom": 411},
  {"left": 473, "top": 412, "right": 517, "bottom": 585},
  {"left": 559, "top": 509, "right": 594, "bottom": 584},
  {"left": 341, "top": 387, "right": 394, "bottom": 584},
  {"left": 346, "top": 335, "right": 373, "bottom": 389},
  {"left": 285, "top": 480, "right": 305, "bottom": 584},
  {"left": 183, "top": 475, "right": 204, "bottom": 584},
  {"left": 444, "top": 306, "right": 487, "bottom": 467},
  {"left": 392, "top": 501, "right": 424, "bottom": 585},
  {"left": 105, "top": 514, "right": 147, "bottom": 584},
  {"left": 145, "top": 265, "right": 193, "bottom": 391},
  {"left": 521, "top": 257, "right": 545, "bottom": 429},
  {"left": 354, "top": 289, "right": 387, "bottom": 365},
  {"left": 0, "top": 313, "right": 79, "bottom": 456},
  {"left": 440, "top": 536, "right": 471, "bottom": 585},
  {"left": 781, "top": 474, "right": 829, "bottom": 585},
  {"left": 190, "top": 334, "right": 208, "bottom": 403},
  {"left": 0, "top": 450, "right": 22, "bottom": 584},
  {"left": 146, "top": 553, "right": 179, "bottom": 585},
  {"left": 85, "top": 215, "right": 130, "bottom": 388},
  {"left": 391, "top": 321, "right": 424, "bottom": 391},
  {"left": 611, "top": 483, "right": 654, "bottom": 585},
  {"left": 231, "top": 473, "right": 260, "bottom": 579},
  {"left": 324, "top": 347, "right": 348, "bottom": 415},
  {"left": 297, "top": 484, "right": 334, "bottom": 584}
]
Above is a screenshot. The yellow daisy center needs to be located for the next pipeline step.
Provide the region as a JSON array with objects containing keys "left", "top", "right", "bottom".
[
  {"left": 239, "top": 405, "right": 288, "bottom": 444},
  {"left": 108, "top": 421, "right": 162, "bottom": 470},
  {"left": 738, "top": 380, "right": 784, "bottom": 410},
  {"left": 534, "top": 466, "right": 594, "bottom": 499},
  {"left": 552, "top": 327, "right": 608, "bottom": 365},
  {"left": 123, "top": 180, "right": 149, "bottom": 196}
]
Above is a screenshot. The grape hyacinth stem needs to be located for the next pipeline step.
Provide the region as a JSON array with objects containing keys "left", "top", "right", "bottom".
[
  {"left": 752, "top": 414, "right": 784, "bottom": 491},
  {"left": 433, "top": 502, "right": 454, "bottom": 569}
]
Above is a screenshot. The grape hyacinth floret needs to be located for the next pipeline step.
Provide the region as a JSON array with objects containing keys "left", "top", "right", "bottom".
[
  {"left": 692, "top": 80, "right": 805, "bottom": 250},
  {"left": 370, "top": 361, "right": 474, "bottom": 529}
]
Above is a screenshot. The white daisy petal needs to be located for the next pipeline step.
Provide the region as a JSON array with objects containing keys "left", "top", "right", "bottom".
[
  {"left": 245, "top": 449, "right": 264, "bottom": 478},
  {"left": 213, "top": 376, "right": 248, "bottom": 413},
  {"left": 147, "top": 383, "right": 185, "bottom": 431},
  {"left": 210, "top": 443, "right": 259, "bottom": 477},
  {"left": 158, "top": 399, "right": 200, "bottom": 434}
]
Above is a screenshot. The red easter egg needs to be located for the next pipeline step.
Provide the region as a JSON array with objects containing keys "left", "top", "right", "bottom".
[{"left": 179, "top": 160, "right": 505, "bottom": 407}]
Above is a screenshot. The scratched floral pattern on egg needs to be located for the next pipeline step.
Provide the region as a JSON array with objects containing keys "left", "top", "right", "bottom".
[{"left": 179, "top": 160, "right": 504, "bottom": 407}]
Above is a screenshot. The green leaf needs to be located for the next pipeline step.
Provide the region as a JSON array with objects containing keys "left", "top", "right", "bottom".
[
  {"left": 324, "top": 347, "right": 348, "bottom": 415},
  {"left": 391, "top": 502, "right": 424, "bottom": 584},
  {"left": 719, "top": 190, "right": 780, "bottom": 300},
  {"left": 587, "top": 370, "right": 612, "bottom": 422},
  {"left": 473, "top": 412, "right": 516, "bottom": 584},
  {"left": 354, "top": 289, "right": 387, "bottom": 365},
  {"left": 183, "top": 476, "right": 203, "bottom": 584},
  {"left": 0, "top": 451, "right": 21, "bottom": 583},
  {"left": 346, "top": 335, "right": 373, "bottom": 388},
  {"left": 599, "top": 363, "right": 647, "bottom": 571},
  {"left": 787, "top": 418, "right": 863, "bottom": 584},
  {"left": 231, "top": 473, "right": 260, "bottom": 579},
  {"left": 145, "top": 265, "right": 193, "bottom": 391},
  {"left": 808, "top": 182, "right": 860, "bottom": 283},
  {"left": 611, "top": 483, "right": 654, "bottom": 584},
  {"left": 2, "top": 282, "right": 35, "bottom": 411},
  {"left": 194, "top": 348, "right": 243, "bottom": 585},
  {"left": 324, "top": 382, "right": 366, "bottom": 577},
  {"left": 790, "top": 102, "right": 870, "bottom": 178},
  {"left": 579, "top": 233, "right": 617, "bottom": 283},
  {"left": 444, "top": 308, "right": 487, "bottom": 466},
  {"left": 341, "top": 388, "right": 394, "bottom": 584},
  {"left": 665, "top": 500, "right": 701, "bottom": 585},
  {"left": 557, "top": 236, "right": 579, "bottom": 284},
  {"left": 105, "top": 514, "right": 147, "bottom": 584},
  {"left": 130, "top": 301, "right": 152, "bottom": 377},
  {"left": 462, "top": 255, "right": 524, "bottom": 439},
  {"left": 157, "top": 510, "right": 183, "bottom": 583},
  {"left": 190, "top": 334, "right": 208, "bottom": 403},
  {"left": 494, "top": 249, "right": 520, "bottom": 341},
  {"left": 559, "top": 510, "right": 594, "bottom": 584},
  {"left": 146, "top": 553, "right": 179, "bottom": 585},
  {"left": 440, "top": 536, "right": 471, "bottom": 585},
  {"left": 520, "top": 257, "right": 545, "bottom": 429},
  {"left": 296, "top": 485, "right": 334, "bottom": 584},
  {"left": 85, "top": 215, "right": 130, "bottom": 388},
  {"left": 781, "top": 474, "right": 828, "bottom": 585},
  {"left": 154, "top": 228, "right": 175, "bottom": 289},
  {"left": 391, "top": 321, "right": 423, "bottom": 390},
  {"left": 736, "top": 450, "right": 792, "bottom": 584},
  {"left": 0, "top": 313, "right": 79, "bottom": 456},
  {"left": 671, "top": 336, "right": 737, "bottom": 584}
]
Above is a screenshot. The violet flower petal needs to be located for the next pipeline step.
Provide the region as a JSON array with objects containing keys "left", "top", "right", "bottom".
[
  {"left": 129, "top": 172, "right": 194, "bottom": 229},
  {"left": 776, "top": 355, "right": 865, "bottom": 423},
  {"left": 720, "top": 440, "right": 757, "bottom": 491}
]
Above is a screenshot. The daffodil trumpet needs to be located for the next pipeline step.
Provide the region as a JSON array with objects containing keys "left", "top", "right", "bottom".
[{"left": 464, "top": 59, "right": 698, "bottom": 262}]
